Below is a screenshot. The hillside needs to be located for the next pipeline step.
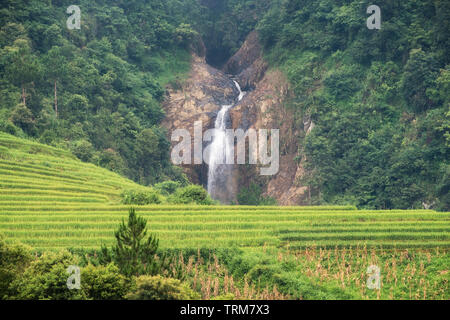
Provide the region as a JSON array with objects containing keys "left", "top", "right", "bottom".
[
  {"left": 1, "top": 1, "right": 447, "bottom": 209},
  {"left": 254, "top": 0, "right": 450, "bottom": 210},
  {"left": 0, "top": 132, "right": 152, "bottom": 205},
  {"left": 0, "top": 0, "right": 197, "bottom": 186}
]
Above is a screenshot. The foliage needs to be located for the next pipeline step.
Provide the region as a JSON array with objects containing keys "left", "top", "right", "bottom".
[
  {"left": 197, "top": 0, "right": 273, "bottom": 67},
  {"left": 109, "top": 208, "right": 159, "bottom": 277},
  {"left": 125, "top": 275, "right": 200, "bottom": 300},
  {"left": 8, "top": 250, "right": 87, "bottom": 300},
  {"left": 121, "top": 189, "right": 162, "bottom": 205},
  {"left": 153, "top": 180, "right": 182, "bottom": 196},
  {"left": 237, "top": 182, "right": 277, "bottom": 205},
  {"left": 169, "top": 185, "right": 215, "bottom": 205},
  {"left": 70, "top": 139, "right": 94, "bottom": 162},
  {"left": 257, "top": 0, "right": 450, "bottom": 210},
  {"left": 0, "top": 0, "right": 196, "bottom": 186},
  {"left": 0, "top": 233, "right": 33, "bottom": 299},
  {"left": 81, "top": 263, "right": 130, "bottom": 300}
]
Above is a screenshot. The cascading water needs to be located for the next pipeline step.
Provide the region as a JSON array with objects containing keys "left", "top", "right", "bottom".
[
  {"left": 234, "top": 80, "right": 245, "bottom": 101},
  {"left": 207, "top": 80, "right": 245, "bottom": 202}
]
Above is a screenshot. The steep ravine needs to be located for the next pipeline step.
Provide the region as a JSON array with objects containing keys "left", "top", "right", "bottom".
[
  {"left": 162, "top": 32, "right": 310, "bottom": 205},
  {"left": 161, "top": 53, "right": 238, "bottom": 189}
]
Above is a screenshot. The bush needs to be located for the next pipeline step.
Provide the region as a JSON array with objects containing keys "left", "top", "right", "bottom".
[
  {"left": 9, "top": 103, "right": 35, "bottom": 135},
  {"left": 0, "top": 234, "right": 33, "bottom": 299},
  {"left": 126, "top": 275, "right": 200, "bottom": 300},
  {"left": 247, "top": 264, "right": 282, "bottom": 284},
  {"left": 237, "top": 183, "right": 277, "bottom": 205},
  {"left": 121, "top": 189, "right": 162, "bottom": 205},
  {"left": 81, "top": 263, "right": 130, "bottom": 300},
  {"left": 71, "top": 140, "right": 94, "bottom": 162},
  {"left": 168, "top": 185, "right": 214, "bottom": 205},
  {"left": 9, "top": 250, "right": 87, "bottom": 300},
  {"left": 97, "top": 148, "right": 127, "bottom": 175},
  {"left": 0, "top": 119, "right": 21, "bottom": 136},
  {"left": 153, "top": 180, "right": 181, "bottom": 195}
]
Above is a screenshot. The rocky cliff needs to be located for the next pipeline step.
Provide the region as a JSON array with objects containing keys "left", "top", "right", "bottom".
[
  {"left": 161, "top": 53, "right": 238, "bottom": 187},
  {"left": 162, "top": 32, "right": 311, "bottom": 205}
]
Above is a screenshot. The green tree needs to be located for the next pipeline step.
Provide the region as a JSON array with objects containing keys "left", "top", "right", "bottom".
[
  {"left": 111, "top": 208, "right": 159, "bottom": 277},
  {"left": 169, "top": 185, "right": 215, "bottom": 205},
  {"left": 9, "top": 103, "right": 35, "bottom": 135},
  {"left": 3, "top": 39, "right": 41, "bottom": 107},
  {"left": 43, "top": 46, "right": 68, "bottom": 117},
  {"left": 121, "top": 189, "right": 162, "bottom": 205},
  {"left": 70, "top": 139, "right": 94, "bottom": 162},
  {"left": 401, "top": 49, "right": 439, "bottom": 113}
]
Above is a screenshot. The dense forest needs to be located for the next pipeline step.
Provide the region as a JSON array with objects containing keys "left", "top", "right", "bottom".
[
  {"left": 0, "top": 0, "right": 265, "bottom": 185},
  {"left": 256, "top": 0, "right": 449, "bottom": 210},
  {"left": 0, "top": 0, "right": 203, "bottom": 185},
  {"left": 0, "top": 0, "right": 448, "bottom": 210}
]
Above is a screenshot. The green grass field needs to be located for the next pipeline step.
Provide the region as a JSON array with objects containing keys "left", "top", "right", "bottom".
[
  {"left": 1, "top": 205, "right": 449, "bottom": 251},
  {"left": 0, "top": 132, "right": 449, "bottom": 253}
]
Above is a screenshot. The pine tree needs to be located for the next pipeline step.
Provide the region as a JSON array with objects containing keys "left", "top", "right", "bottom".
[{"left": 112, "top": 208, "right": 159, "bottom": 277}]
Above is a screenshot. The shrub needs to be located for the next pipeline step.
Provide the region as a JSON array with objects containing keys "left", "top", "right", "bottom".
[
  {"left": 0, "top": 234, "right": 33, "bottom": 299},
  {"left": 9, "top": 250, "right": 87, "bottom": 300},
  {"left": 169, "top": 185, "right": 214, "bottom": 205},
  {"left": 153, "top": 180, "right": 181, "bottom": 195},
  {"left": 71, "top": 139, "right": 94, "bottom": 162},
  {"left": 0, "top": 119, "right": 20, "bottom": 136},
  {"left": 247, "top": 264, "right": 282, "bottom": 284},
  {"left": 9, "top": 103, "right": 35, "bottom": 135},
  {"left": 126, "top": 275, "right": 200, "bottom": 300},
  {"left": 81, "top": 263, "right": 130, "bottom": 300},
  {"left": 121, "top": 189, "right": 162, "bottom": 205},
  {"left": 237, "top": 183, "right": 277, "bottom": 205},
  {"left": 97, "top": 148, "right": 127, "bottom": 175}
]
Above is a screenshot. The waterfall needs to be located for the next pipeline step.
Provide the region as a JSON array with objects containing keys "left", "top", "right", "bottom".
[
  {"left": 234, "top": 80, "right": 245, "bottom": 101},
  {"left": 207, "top": 80, "right": 245, "bottom": 201}
]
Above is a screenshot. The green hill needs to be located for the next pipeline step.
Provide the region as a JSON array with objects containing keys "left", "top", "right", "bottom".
[{"left": 0, "top": 132, "right": 151, "bottom": 205}]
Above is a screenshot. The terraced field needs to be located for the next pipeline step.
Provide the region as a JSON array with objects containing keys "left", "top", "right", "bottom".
[
  {"left": 1, "top": 204, "right": 449, "bottom": 251},
  {"left": 0, "top": 132, "right": 152, "bottom": 205},
  {"left": 1, "top": 132, "right": 449, "bottom": 252}
]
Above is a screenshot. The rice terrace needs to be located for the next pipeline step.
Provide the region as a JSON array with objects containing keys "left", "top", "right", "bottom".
[{"left": 0, "top": 132, "right": 448, "bottom": 300}]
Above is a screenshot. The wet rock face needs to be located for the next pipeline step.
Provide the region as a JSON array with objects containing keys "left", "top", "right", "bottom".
[
  {"left": 223, "top": 31, "right": 268, "bottom": 91},
  {"left": 225, "top": 31, "right": 309, "bottom": 205},
  {"left": 223, "top": 31, "right": 262, "bottom": 76},
  {"left": 162, "top": 31, "right": 310, "bottom": 205},
  {"left": 161, "top": 54, "right": 238, "bottom": 187}
]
